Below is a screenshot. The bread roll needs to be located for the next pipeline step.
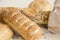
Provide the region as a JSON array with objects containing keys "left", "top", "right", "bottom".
[
  {"left": 29, "top": 0, "right": 52, "bottom": 11},
  {"left": 22, "top": 8, "right": 50, "bottom": 25},
  {"left": 0, "top": 23, "right": 13, "bottom": 40},
  {"left": 3, "top": 7, "right": 43, "bottom": 40}
]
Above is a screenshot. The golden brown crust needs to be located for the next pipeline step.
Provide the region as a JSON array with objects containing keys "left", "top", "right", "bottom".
[
  {"left": 22, "top": 8, "right": 50, "bottom": 25},
  {"left": 29, "top": 0, "right": 52, "bottom": 11},
  {"left": 0, "top": 23, "right": 13, "bottom": 40},
  {"left": 0, "top": 8, "right": 4, "bottom": 22},
  {"left": 0, "top": 7, "right": 21, "bottom": 23},
  {"left": 3, "top": 7, "right": 43, "bottom": 40},
  {"left": 34, "top": 11, "right": 50, "bottom": 24},
  {"left": 22, "top": 8, "right": 37, "bottom": 17}
]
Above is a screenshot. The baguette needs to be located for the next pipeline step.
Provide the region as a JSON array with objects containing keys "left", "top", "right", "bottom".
[
  {"left": 3, "top": 7, "right": 43, "bottom": 40},
  {"left": 0, "top": 7, "right": 13, "bottom": 23},
  {"left": 22, "top": 8, "right": 50, "bottom": 25}
]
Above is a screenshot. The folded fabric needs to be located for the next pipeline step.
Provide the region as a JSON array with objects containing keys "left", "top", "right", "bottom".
[{"left": 48, "top": 7, "right": 60, "bottom": 34}]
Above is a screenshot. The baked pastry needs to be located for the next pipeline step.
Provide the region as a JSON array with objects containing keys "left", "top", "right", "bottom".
[
  {"left": 22, "top": 8, "right": 50, "bottom": 25},
  {"left": 48, "top": 7, "right": 60, "bottom": 34},
  {"left": 29, "top": 0, "right": 52, "bottom": 11},
  {"left": 3, "top": 7, "right": 43, "bottom": 40},
  {"left": 0, "top": 23, "right": 13, "bottom": 40}
]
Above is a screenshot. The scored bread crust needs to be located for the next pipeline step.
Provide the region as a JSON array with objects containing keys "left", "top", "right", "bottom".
[
  {"left": 22, "top": 8, "right": 37, "bottom": 18},
  {"left": 22, "top": 8, "right": 50, "bottom": 25},
  {"left": 0, "top": 7, "right": 21, "bottom": 23},
  {"left": 0, "top": 23, "right": 13, "bottom": 40},
  {"left": 3, "top": 7, "right": 43, "bottom": 40}
]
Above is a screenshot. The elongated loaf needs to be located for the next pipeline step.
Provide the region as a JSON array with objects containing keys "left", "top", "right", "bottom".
[
  {"left": 22, "top": 8, "right": 50, "bottom": 25},
  {"left": 3, "top": 7, "right": 43, "bottom": 40},
  {"left": 0, "top": 23, "right": 13, "bottom": 40},
  {"left": 0, "top": 7, "right": 12, "bottom": 23}
]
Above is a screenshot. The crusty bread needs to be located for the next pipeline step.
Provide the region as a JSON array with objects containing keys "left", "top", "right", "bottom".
[
  {"left": 29, "top": 0, "right": 52, "bottom": 11},
  {"left": 0, "top": 23, "right": 13, "bottom": 40},
  {"left": 22, "top": 8, "right": 50, "bottom": 25},
  {"left": 22, "top": 8, "right": 37, "bottom": 17},
  {"left": 3, "top": 7, "right": 43, "bottom": 40},
  {"left": 0, "top": 7, "right": 21, "bottom": 23}
]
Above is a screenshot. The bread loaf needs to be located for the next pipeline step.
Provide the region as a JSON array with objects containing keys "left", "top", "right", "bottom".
[
  {"left": 22, "top": 8, "right": 50, "bottom": 25},
  {"left": 29, "top": 0, "right": 52, "bottom": 11},
  {"left": 3, "top": 7, "right": 43, "bottom": 40}
]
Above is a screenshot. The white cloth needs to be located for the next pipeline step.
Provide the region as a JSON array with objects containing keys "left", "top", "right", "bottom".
[
  {"left": 0, "top": 0, "right": 33, "bottom": 8},
  {"left": 48, "top": 7, "right": 60, "bottom": 34}
]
